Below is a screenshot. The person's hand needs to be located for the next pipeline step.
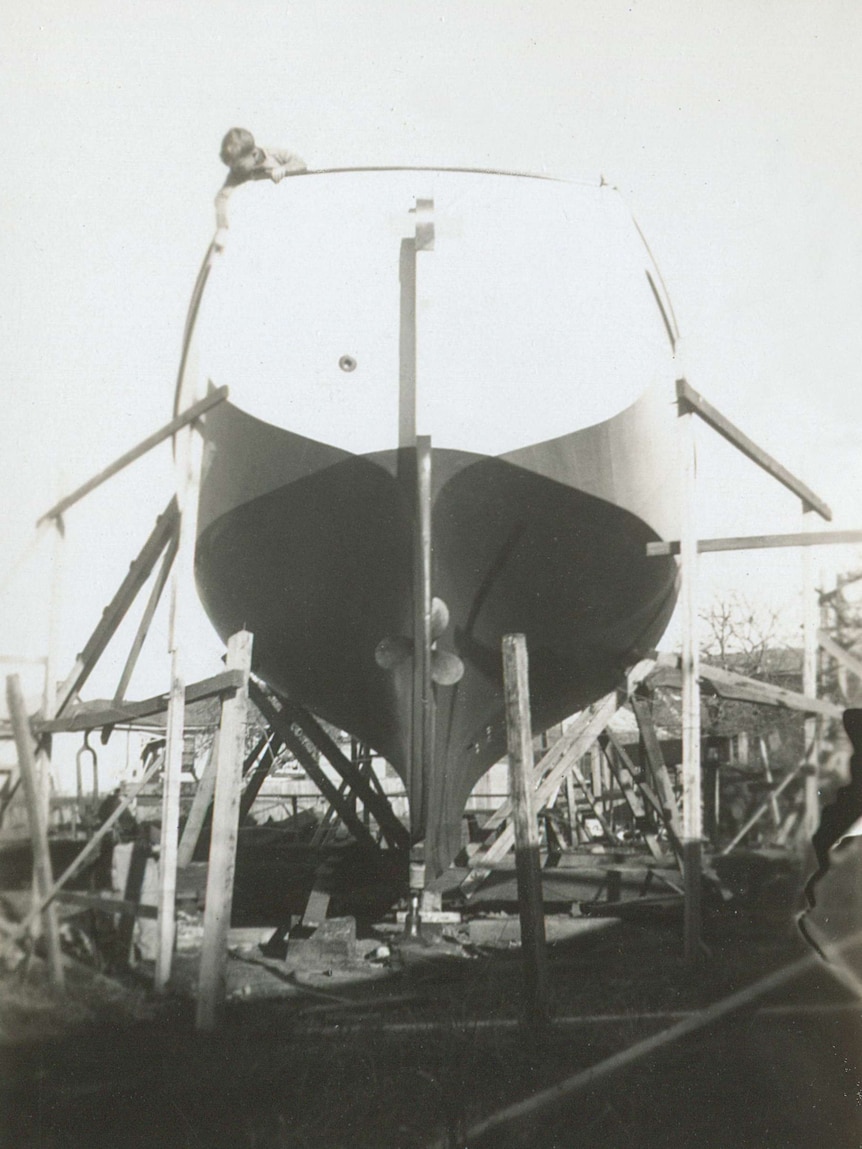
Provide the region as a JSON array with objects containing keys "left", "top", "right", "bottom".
[
  {"left": 213, "top": 227, "right": 228, "bottom": 252},
  {"left": 271, "top": 166, "right": 287, "bottom": 184}
]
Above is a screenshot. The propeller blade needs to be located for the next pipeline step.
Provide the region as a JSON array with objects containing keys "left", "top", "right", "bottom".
[
  {"left": 431, "top": 649, "right": 465, "bottom": 686},
  {"left": 430, "top": 596, "right": 450, "bottom": 640},
  {"left": 374, "top": 634, "right": 413, "bottom": 670}
]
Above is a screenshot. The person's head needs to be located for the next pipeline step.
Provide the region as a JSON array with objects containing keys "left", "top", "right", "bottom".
[{"left": 220, "top": 127, "right": 262, "bottom": 173}]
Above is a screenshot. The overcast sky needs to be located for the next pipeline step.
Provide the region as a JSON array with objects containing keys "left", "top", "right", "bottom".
[{"left": 2, "top": 0, "right": 861, "bottom": 715}]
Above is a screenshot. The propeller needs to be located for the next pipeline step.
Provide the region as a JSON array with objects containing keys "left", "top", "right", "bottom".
[{"left": 374, "top": 596, "right": 465, "bottom": 685}]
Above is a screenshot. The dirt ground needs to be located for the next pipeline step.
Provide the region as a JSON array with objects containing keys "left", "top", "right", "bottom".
[{"left": 1, "top": 851, "right": 861, "bottom": 1149}]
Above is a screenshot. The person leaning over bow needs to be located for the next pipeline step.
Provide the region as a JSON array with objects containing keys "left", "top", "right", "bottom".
[{"left": 214, "top": 127, "right": 306, "bottom": 248}]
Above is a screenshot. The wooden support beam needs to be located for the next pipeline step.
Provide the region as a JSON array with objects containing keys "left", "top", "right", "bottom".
[
  {"left": 630, "top": 695, "right": 683, "bottom": 848},
  {"left": 176, "top": 733, "right": 218, "bottom": 868},
  {"left": 238, "top": 733, "right": 283, "bottom": 825},
  {"left": 476, "top": 661, "right": 656, "bottom": 868},
  {"left": 35, "top": 670, "right": 244, "bottom": 735},
  {"left": 502, "top": 635, "right": 549, "bottom": 1025},
  {"left": 280, "top": 701, "right": 409, "bottom": 849},
  {"left": 155, "top": 396, "right": 206, "bottom": 993},
  {"left": 6, "top": 675, "right": 64, "bottom": 984},
  {"left": 818, "top": 630, "right": 862, "bottom": 682},
  {"left": 52, "top": 499, "right": 180, "bottom": 719},
  {"left": 602, "top": 731, "right": 669, "bottom": 827},
  {"left": 250, "top": 685, "right": 379, "bottom": 849},
  {"left": 719, "top": 763, "right": 807, "bottom": 856},
  {"left": 54, "top": 890, "right": 158, "bottom": 919},
  {"left": 758, "top": 737, "right": 781, "bottom": 828},
  {"left": 675, "top": 378, "right": 832, "bottom": 520},
  {"left": 647, "top": 528, "right": 862, "bottom": 557},
  {"left": 196, "top": 631, "right": 253, "bottom": 1030},
  {"left": 566, "top": 758, "right": 617, "bottom": 840},
  {"left": 111, "top": 528, "right": 179, "bottom": 708},
  {"left": 598, "top": 736, "right": 666, "bottom": 862},
  {"left": 678, "top": 401, "right": 703, "bottom": 964},
  {"left": 37, "top": 388, "right": 228, "bottom": 526},
  {"left": 480, "top": 692, "right": 626, "bottom": 867},
  {"left": 648, "top": 657, "right": 843, "bottom": 719},
  {"left": 802, "top": 509, "right": 821, "bottom": 840}
]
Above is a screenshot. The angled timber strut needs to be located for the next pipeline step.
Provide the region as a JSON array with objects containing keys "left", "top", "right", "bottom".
[
  {"left": 674, "top": 379, "right": 831, "bottom": 521},
  {"left": 249, "top": 682, "right": 410, "bottom": 852},
  {"left": 468, "top": 659, "right": 659, "bottom": 869}
]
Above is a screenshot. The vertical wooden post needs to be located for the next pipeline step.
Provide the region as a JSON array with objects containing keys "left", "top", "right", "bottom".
[
  {"left": 565, "top": 772, "right": 578, "bottom": 844},
  {"left": 196, "top": 630, "right": 253, "bottom": 1031},
  {"left": 802, "top": 504, "right": 820, "bottom": 839},
  {"left": 502, "top": 634, "right": 549, "bottom": 1024},
  {"left": 6, "top": 675, "right": 64, "bottom": 985},
  {"left": 35, "top": 515, "right": 64, "bottom": 846},
  {"left": 154, "top": 414, "right": 203, "bottom": 993},
  {"left": 679, "top": 400, "right": 703, "bottom": 965}
]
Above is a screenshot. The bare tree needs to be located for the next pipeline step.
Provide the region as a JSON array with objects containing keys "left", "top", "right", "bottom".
[{"left": 699, "top": 591, "right": 787, "bottom": 678}]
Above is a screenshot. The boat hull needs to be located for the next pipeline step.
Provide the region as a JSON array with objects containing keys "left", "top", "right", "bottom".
[{"left": 195, "top": 399, "right": 678, "bottom": 874}]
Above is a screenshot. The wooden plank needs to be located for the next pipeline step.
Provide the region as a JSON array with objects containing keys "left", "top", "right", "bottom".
[
  {"left": 649, "top": 657, "right": 843, "bottom": 719},
  {"left": 481, "top": 692, "right": 624, "bottom": 866},
  {"left": 646, "top": 528, "right": 862, "bottom": 557},
  {"left": 675, "top": 378, "right": 832, "bottom": 521},
  {"left": 282, "top": 702, "right": 409, "bottom": 849},
  {"left": 802, "top": 513, "right": 821, "bottom": 839},
  {"left": 37, "top": 388, "right": 228, "bottom": 526},
  {"left": 630, "top": 695, "right": 683, "bottom": 845},
  {"left": 116, "top": 837, "right": 151, "bottom": 965},
  {"left": 153, "top": 664, "right": 186, "bottom": 993},
  {"left": 250, "top": 685, "right": 378, "bottom": 849},
  {"left": 482, "top": 660, "right": 655, "bottom": 837},
  {"left": 239, "top": 734, "right": 282, "bottom": 825},
  {"left": 719, "top": 763, "right": 807, "bottom": 856},
  {"left": 35, "top": 670, "right": 244, "bottom": 734},
  {"left": 678, "top": 405, "right": 702, "bottom": 964},
  {"left": 602, "top": 731, "right": 668, "bottom": 827},
  {"left": 196, "top": 631, "right": 253, "bottom": 1030},
  {"left": 599, "top": 737, "right": 666, "bottom": 862},
  {"left": 52, "top": 500, "right": 180, "bottom": 719},
  {"left": 6, "top": 675, "right": 64, "bottom": 984},
  {"left": 111, "top": 528, "right": 179, "bottom": 707},
  {"left": 176, "top": 733, "right": 219, "bottom": 868},
  {"left": 502, "top": 635, "right": 549, "bottom": 1024},
  {"left": 55, "top": 889, "right": 158, "bottom": 919},
  {"left": 565, "top": 773, "right": 578, "bottom": 844},
  {"left": 818, "top": 629, "right": 862, "bottom": 682}
]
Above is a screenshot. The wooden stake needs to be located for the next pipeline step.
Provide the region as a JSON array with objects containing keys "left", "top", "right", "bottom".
[
  {"left": 502, "top": 634, "right": 549, "bottom": 1025},
  {"left": 196, "top": 630, "right": 253, "bottom": 1031},
  {"left": 802, "top": 504, "right": 821, "bottom": 840},
  {"left": 679, "top": 400, "right": 703, "bottom": 965},
  {"left": 176, "top": 732, "right": 218, "bottom": 868},
  {"left": 154, "top": 412, "right": 204, "bottom": 992},
  {"left": 6, "top": 675, "right": 64, "bottom": 985}
]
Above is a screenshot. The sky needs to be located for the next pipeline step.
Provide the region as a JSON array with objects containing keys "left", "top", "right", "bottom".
[{"left": 1, "top": 1, "right": 861, "bottom": 782}]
